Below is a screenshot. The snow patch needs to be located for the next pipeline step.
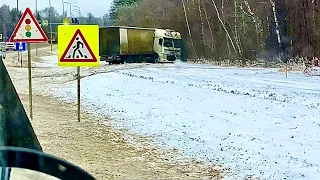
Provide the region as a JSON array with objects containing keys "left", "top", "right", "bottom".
[
  {"left": 40, "top": 55, "right": 58, "bottom": 67},
  {"left": 49, "top": 64, "right": 320, "bottom": 179}
]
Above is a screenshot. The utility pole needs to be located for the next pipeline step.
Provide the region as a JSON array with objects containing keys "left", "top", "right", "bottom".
[
  {"left": 75, "top": 6, "right": 80, "bottom": 122},
  {"left": 62, "top": 0, "right": 65, "bottom": 17},
  {"left": 49, "top": 0, "right": 53, "bottom": 51},
  {"left": 74, "top": 6, "right": 81, "bottom": 17},
  {"left": 73, "top": 5, "right": 82, "bottom": 123},
  {"left": 64, "top": 1, "right": 82, "bottom": 123},
  {"left": 63, "top": 1, "right": 72, "bottom": 18},
  {"left": 17, "top": 0, "right": 20, "bottom": 65},
  {"left": 74, "top": 6, "right": 81, "bottom": 24},
  {"left": 35, "top": 0, "right": 38, "bottom": 55}
]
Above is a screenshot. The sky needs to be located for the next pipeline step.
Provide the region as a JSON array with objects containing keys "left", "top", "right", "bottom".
[{"left": 1, "top": 0, "right": 112, "bottom": 17}]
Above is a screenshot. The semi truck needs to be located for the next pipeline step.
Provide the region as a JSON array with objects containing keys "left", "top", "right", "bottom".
[
  {"left": 99, "top": 26, "right": 185, "bottom": 64},
  {"left": 48, "top": 32, "right": 58, "bottom": 44}
]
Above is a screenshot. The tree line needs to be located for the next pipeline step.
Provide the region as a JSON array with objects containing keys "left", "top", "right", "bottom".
[{"left": 109, "top": 0, "right": 320, "bottom": 65}]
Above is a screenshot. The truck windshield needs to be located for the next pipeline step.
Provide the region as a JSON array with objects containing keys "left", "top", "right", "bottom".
[{"left": 164, "top": 38, "right": 182, "bottom": 48}]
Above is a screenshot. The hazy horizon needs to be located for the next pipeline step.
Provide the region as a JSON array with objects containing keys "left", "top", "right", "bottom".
[{"left": 1, "top": 0, "right": 112, "bottom": 17}]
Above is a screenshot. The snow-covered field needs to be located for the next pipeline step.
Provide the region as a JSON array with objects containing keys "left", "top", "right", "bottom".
[{"left": 43, "top": 58, "right": 320, "bottom": 179}]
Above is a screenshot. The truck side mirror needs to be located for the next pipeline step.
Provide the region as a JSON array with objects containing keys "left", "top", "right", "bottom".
[{"left": 159, "top": 39, "right": 163, "bottom": 46}]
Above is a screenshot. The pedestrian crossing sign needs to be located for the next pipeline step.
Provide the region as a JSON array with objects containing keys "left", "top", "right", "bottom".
[
  {"left": 58, "top": 25, "right": 99, "bottom": 67},
  {"left": 60, "top": 29, "right": 96, "bottom": 62}
]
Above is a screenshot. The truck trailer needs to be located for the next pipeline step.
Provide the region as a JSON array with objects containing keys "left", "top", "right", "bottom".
[
  {"left": 48, "top": 32, "right": 58, "bottom": 44},
  {"left": 99, "top": 26, "right": 184, "bottom": 64}
]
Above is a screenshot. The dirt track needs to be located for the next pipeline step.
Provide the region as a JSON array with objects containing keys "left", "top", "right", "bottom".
[{"left": 4, "top": 46, "right": 223, "bottom": 179}]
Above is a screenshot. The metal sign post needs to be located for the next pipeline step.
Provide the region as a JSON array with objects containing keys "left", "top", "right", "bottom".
[
  {"left": 15, "top": 42, "right": 27, "bottom": 67},
  {"left": 27, "top": 43, "right": 33, "bottom": 119},
  {"left": 35, "top": 0, "right": 38, "bottom": 56},
  {"left": 74, "top": 7, "right": 81, "bottom": 122},
  {"left": 58, "top": 25, "right": 99, "bottom": 122},
  {"left": 9, "top": 8, "right": 48, "bottom": 119},
  {"left": 77, "top": 67, "right": 80, "bottom": 122},
  {"left": 49, "top": 0, "right": 53, "bottom": 51},
  {"left": 20, "top": 51, "right": 23, "bottom": 67},
  {"left": 17, "top": 51, "right": 20, "bottom": 65}
]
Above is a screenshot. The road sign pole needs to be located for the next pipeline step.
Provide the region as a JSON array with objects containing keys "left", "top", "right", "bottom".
[
  {"left": 27, "top": 43, "right": 33, "bottom": 119},
  {"left": 58, "top": 25, "right": 99, "bottom": 123},
  {"left": 20, "top": 51, "right": 23, "bottom": 67},
  {"left": 49, "top": 0, "right": 53, "bottom": 51},
  {"left": 9, "top": 7, "right": 48, "bottom": 120},
  {"left": 35, "top": 0, "right": 38, "bottom": 55},
  {"left": 77, "top": 66, "right": 80, "bottom": 122},
  {"left": 36, "top": 45, "right": 38, "bottom": 56}
]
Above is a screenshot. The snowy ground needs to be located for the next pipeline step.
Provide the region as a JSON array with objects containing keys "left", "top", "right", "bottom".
[{"left": 41, "top": 57, "right": 320, "bottom": 179}]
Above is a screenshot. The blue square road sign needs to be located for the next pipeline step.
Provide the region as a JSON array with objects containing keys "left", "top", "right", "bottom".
[{"left": 15, "top": 42, "right": 27, "bottom": 51}]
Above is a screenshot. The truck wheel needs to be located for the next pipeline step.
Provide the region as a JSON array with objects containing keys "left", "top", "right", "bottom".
[
  {"left": 153, "top": 55, "right": 159, "bottom": 64},
  {"left": 138, "top": 55, "right": 143, "bottom": 63},
  {"left": 119, "top": 56, "right": 125, "bottom": 64}
]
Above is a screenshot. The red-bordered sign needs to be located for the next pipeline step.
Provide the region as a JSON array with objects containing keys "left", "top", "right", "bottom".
[
  {"left": 9, "top": 8, "right": 48, "bottom": 43},
  {"left": 60, "top": 29, "right": 97, "bottom": 62}
]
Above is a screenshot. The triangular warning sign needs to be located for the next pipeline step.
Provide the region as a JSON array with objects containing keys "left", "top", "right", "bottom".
[
  {"left": 9, "top": 8, "right": 48, "bottom": 42},
  {"left": 60, "top": 29, "right": 97, "bottom": 62}
]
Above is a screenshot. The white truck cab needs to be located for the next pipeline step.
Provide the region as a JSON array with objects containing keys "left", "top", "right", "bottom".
[
  {"left": 154, "top": 29, "right": 182, "bottom": 62},
  {"left": 0, "top": 46, "right": 6, "bottom": 59}
]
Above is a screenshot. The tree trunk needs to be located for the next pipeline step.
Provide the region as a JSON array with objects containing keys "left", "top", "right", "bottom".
[
  {"left": 198, "top": 0, "right": 205, "bottom": 46},
  {"left": 161, "top": 0, "right": 168, "bottom": 21},
  {"left": 210, "top": 0, "right": 237, "bottom": 54},
  {"left": 234, "top": 0, "right": 243, "bottom": 57},
  {"left": 244, "top": 0, "right": 260, "bottom": 52},
  {"left": 202, "top": 0, "right": 215, "bottom": 55},
  {"left": 182, "top": 0, "right": 198, "bottom": 59},
  {"left": 221, "top": 0, "right": 232, "bottom": 56},
  {"left": 270, "top": 0, "right": 282, "bottom": 59}
]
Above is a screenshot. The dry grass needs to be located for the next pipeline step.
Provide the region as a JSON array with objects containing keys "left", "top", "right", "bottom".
[
  {"left": 29, "top": 43, "right": 52, "bottom": 50},
  {"left": 16, "top": 94, "right": 223, "bottom": 180},
  {"left": 4, "top": 46, "right": 224, "bottom": 179}
]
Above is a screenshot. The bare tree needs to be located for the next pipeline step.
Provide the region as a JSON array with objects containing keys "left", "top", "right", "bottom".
[
  {"left": 210, "top": 0, "right": 237, "bottom": 54},
  {"left": 202, "top": 0, "right": 215, "bottom": 53},
  {"left": 108, "top": 0, "right": 320, "bottom": 64},
  {"left": 234, "top": 0, "right": 243, "bottom": 56},
  {"left": 270, "top": 0, "right": 282, "bottom": 56},
  {"left": 182, "top": 0, "right": 198, "bottom": 59},
  {"left": 197, "top": 0, "right": 205, "bottom": 46}
]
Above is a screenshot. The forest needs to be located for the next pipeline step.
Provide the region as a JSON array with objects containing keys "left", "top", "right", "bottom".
[{"left": 109, "top": 0, "right": 320, "bottom": 65}]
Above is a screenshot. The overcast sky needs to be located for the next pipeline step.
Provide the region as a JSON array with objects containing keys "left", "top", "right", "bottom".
[{"left": 1, "top": 0, "right": 112, "bottom": 17}]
